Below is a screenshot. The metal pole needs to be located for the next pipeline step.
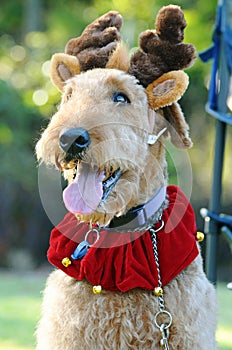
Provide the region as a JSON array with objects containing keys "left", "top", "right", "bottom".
[
  {"left": 205, "top": 0, "right": 230, "bottom": 284},
  {"left": 205, "top": 121, "right": 226, "bottom": 284}
]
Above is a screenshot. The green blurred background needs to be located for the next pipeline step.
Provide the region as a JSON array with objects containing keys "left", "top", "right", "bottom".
[{"left": 0, "top": 0, "right": 231, "bottom": 348}]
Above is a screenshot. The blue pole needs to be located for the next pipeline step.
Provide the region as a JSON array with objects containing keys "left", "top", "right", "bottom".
[{"left": 205, "top": 0, "right": 231, "bottom": 284}]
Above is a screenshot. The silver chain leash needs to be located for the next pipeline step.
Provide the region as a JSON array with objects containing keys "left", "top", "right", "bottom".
[{"left": 150, "top": 224, "right": 172, "bottom": 350}]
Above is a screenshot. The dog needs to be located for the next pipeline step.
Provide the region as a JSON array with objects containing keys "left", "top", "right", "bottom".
[{"left": 35, "top": 6, "right": 217, "bottom": 349}]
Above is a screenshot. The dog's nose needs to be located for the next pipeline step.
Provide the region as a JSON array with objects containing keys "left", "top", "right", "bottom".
[{"left": 59, "top": 127, "right": 91, "bottom": 155}]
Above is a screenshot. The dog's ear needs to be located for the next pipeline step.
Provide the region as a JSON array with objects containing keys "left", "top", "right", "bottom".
[
  {"left": 146, "top": 70, "right": 189, "bottom": 110},
  {"left": 145, "top": 70, "right": 192, "bottom": 149},
  {"left": 50, "top": 53, "right": 81, "bottom": 92},
  {"left": 162, "top": 102, "right": 192, "bottom": 149}
]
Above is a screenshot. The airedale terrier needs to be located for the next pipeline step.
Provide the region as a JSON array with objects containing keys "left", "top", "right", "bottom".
[{"left": 36, "top": 6, "right": 217, "bottom": 350}]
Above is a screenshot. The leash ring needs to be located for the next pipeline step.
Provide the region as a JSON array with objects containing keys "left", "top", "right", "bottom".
[
  {"left": 154, "top": 310, "right": 172, "bottom": 329},
  {"left": 85, "top": 228, "right": 100, "bottom": 246},
  {"left": 152, "top": 220, "right": 164, "bottom": 233}
]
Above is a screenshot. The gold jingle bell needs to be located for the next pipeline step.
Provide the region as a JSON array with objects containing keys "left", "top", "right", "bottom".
[
  {"left": 196, "top": 231, "right": 205, "bottom": 242},
  {"left": 62, "top": 257, "right": 72, "bottom": 267},
  {"left": 153, "top": 286, "right": 163, "bottom": 296},
  {"left": 93, "top": 285, "right": 102, "bottom": 294}
]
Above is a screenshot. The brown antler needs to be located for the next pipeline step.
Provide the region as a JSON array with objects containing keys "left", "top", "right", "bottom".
[
  {"left": 129, "top": 5, "right": 197, "bottom": 87},
  {"left": 65, "top": 11, "right": 123, "bottom": 71},
  {"left": 50, "top": 11, "right": 129, "bottom": 91}
]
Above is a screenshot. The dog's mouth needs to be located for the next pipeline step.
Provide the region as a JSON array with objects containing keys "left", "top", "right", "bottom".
[
  {"left": 63, "top": 162, "right": 122, "bottom": 215},
  {"left": 102, "top": 168, "right": 122, "bottom": 202}
]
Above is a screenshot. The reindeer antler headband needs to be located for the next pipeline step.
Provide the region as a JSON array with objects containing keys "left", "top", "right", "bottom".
[{"left": 50, "top": 5, "right": 196, "bottom": 128}]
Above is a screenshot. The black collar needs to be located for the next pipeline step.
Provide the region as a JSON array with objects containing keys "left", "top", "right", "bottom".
[{"left": 108, "top": 186, "right": 167, "bottom": 231}]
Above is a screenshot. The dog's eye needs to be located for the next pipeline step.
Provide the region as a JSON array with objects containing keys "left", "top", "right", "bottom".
[
  {"left": 64, "top": 88, "right": 73, "bottom": 103},
  {"left": 112, "top": 92, "right": 130, "bottom": 104}
]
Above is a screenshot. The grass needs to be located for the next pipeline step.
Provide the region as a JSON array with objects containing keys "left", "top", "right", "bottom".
[
  {"left": 0, "top": 271, "right": 231, "bottom": 349},
  {"left": 0, "top": 271, "right": 46, "bottom": 350},
  {"left": 217, "top": 283, "right": 232, "bottom": 350}
]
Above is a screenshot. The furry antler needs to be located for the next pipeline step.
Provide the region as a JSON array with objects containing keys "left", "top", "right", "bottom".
[
  {"left": 50, "top": 11, "right": 129, "bottom": 91},
  {"left": 65, "top": 11, "right": 124, "bottom": 71},
  {"left": 129, "top": 5, "right": 197, "bottom": 87}
]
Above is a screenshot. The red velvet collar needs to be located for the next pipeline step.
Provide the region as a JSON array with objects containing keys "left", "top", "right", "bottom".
[{"left": 47, "top": 185, "right": 199, "bottom": 292}]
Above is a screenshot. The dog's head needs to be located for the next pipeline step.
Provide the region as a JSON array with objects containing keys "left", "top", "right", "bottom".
[{"left": 36, "top": 6, "right": 196, "bottom": 226}]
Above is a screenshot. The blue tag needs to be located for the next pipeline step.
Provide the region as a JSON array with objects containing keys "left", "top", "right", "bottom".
[{"left": 71, "top": 240, "right": 89, "bottom": 260}]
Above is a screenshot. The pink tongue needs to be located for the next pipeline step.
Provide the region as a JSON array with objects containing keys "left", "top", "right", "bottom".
[{"left": 63, "top": 163, "right": 104, "bottom": 215}]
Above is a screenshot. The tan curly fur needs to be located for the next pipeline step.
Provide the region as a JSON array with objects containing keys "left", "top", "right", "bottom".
[
  {"left": 36, "top": 256, "right": 216, "bottom": 349},
  {"left": 35, "top": 7, "right": 216, "bottom": 350}
]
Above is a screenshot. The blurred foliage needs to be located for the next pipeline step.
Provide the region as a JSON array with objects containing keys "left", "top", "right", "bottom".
[{"left": 1, "top": 0, "right": 231, "bottom": 269}]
